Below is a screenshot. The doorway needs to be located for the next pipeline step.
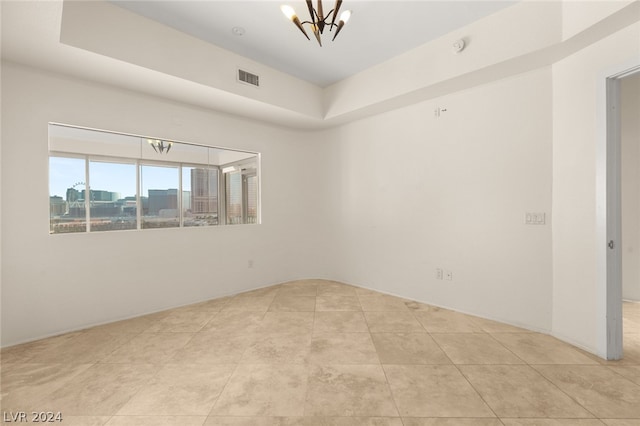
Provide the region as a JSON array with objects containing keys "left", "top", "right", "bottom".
[{"left": 606, "top": 66, "right": 640, "bottom": 360}]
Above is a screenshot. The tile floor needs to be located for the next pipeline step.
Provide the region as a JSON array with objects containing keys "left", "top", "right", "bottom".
[{"left": 1, "top": 279, "right": 640, "bottom": 425}]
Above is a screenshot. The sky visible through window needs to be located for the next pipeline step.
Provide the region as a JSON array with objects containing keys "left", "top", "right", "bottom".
[{"left": 49, "top": 157, "right": 184, "bottom": 199}]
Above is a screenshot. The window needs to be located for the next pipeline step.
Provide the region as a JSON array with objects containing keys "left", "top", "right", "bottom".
[
  {"left": 89, "top": 160, "right": 137, "bottom": 231},
  {"left": 183, "top": 166, "right": 218, "bottom": 226},
  {"left": 224, "top": 164, "right": 258, "bottom": 225},
  {"left": 48, "top": 124, "right": 259, "bottom": 234},
  {"left": 141, "top": 164, "right": 179, "bottom": 229},
  {"left": 49, "top": 156, "right": 86, "bottom": 234}
]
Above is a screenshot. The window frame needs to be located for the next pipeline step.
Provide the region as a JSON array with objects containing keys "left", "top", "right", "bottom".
[{"left": 48, "top": 123, "right": 260, "bottom": 234}]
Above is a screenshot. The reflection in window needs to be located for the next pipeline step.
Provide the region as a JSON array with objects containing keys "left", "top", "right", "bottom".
[
  {"left": 226, "top": 170, "right": 242, "bottom": 225},
  {"left": 183, "top": 167, "right": 218, "bottom": 226},
  {"left": 225, "top": 166, "right": 258, "bottom": 225},
  {"left": 48, "top": 124, "right": 260, "bottom": 233},
  {"left": 141, "top": 165, "right": 179, "bottom": 229},
  {"left": 89, "top": 161, "right": 137, "bottom": 232},
  {"left": 49, "top": 156, "right": 86, "bottom": 234}
]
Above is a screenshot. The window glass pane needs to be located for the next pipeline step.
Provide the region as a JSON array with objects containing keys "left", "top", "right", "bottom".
[
  {"left": 141, "top": 164, "right": 179, "bottom": 229},
  {"left": 226, "top": 170, "right": 242, "bottom": 224},
  {"left": 246, "top": 174, "right": 258, "bottom": 224},
  {"left": 88, "top": 160, "right": 137, "bottom": 232},
  {"left": 49, "top": 156, "right": 87, "bottom": 234},
  {"left": 183, "top": 167, "right": 218, "bottom": 226}
]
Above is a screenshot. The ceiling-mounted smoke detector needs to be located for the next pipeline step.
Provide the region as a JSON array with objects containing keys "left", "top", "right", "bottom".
[{"left": 452, "top": 39, "right": 466, "bottom": 54}]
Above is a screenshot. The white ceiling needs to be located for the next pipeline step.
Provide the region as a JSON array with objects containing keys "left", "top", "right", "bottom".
[{"left": 112, "top": 1, "right": 518, "bottom": 87}]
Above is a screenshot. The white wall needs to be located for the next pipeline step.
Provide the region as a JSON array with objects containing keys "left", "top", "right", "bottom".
[
  {"left": 561, "top": 0, "right": 635, "bottom": 40},
  {"left": 321, "top": 68, "right": 554, "bottom": 331},
  {"left": 622, "top": 72, "right": 640, "bottom": 302},
  {"left": 324, "top": 1, "right": 562, "bottom": 120},
  {"left": 0, "top": 61, "right": 329, "bottom": 346},
  {"left": 552, "top": 22, "right": 640, "bottom": 357}
]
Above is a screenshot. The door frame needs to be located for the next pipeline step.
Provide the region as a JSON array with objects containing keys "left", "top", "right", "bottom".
[{"left": 603, "top": 64, "right": 640, "bottom": 360}]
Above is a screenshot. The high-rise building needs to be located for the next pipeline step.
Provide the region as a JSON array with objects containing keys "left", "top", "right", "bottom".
[
  {"left": 148, "top": 189, "right": 178, "bottom": 215},
  {"left": 190, "top": 168, "right": 217, "bottom": 214},
  {"left": 66, "top": 187, "right": 81, "bottom": 202},
  {"left": 49, "top": 196, "right": 67, "bottom": 216}
]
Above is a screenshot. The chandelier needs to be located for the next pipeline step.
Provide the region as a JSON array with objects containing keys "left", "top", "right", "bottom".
[
  {"left": 147, "top": 139, "right": 172, "bottom": 154},
  {"left": 280, "top": 1, "right": 352, "bottom": 46}
]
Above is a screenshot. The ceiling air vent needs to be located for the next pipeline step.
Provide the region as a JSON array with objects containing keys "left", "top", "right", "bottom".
[{"left": 238, "top": 69, "right": 259, "bottom": 87}]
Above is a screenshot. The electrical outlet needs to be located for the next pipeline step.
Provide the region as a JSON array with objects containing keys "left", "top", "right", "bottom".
[
  {"left": 445, "top": 270, "right": 453, "bottom": 281},
  {"left": 436, "top": 268, "right": 443, "bottom": 280}
]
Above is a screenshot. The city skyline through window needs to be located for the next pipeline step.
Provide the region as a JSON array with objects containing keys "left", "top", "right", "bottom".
[{"left": 48, "top": 123, "right": 259, "bottom": 233}]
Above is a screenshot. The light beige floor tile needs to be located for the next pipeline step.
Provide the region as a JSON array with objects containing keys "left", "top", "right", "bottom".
[
  {"left": 305, "top": 364, "right": 398, "bottom": 416},
  {"left": 501, "top": 420, "right": 606, "bottom": 426},
  {"left": 623, "top": 301, "right": 640, "bottom": 316},
  {"left": 201, "top": 311, "right": 265, "bottom": 334},
  {"left": 100, "top": 332, "right": 194, "bottom": 364},
  {"left": 241, "top": 286, "right": 281, "bottom": 297},
  {"left": 609, "top": 365, "right": 640, "bottom": 385},
  {"left": 26, "top": 331, "right": 135, "bottom": 363},
  {"left": 624, "top": 317, "right": 640, "bottom": 333},
  {"left": 316, "top": 282, "right": 358, "bottom": 296},
  {"left": 277, "top": 281, "right": 318, "bottom": 297},
  {"left": 618, "top": 333, "right": 640, "bottom": 364},
  {"left": 144, "top": 310, "right": 215, "bottom": 332},
  {"left": 370, "top": 333, "right": 450, "bottom": 365},
  {"left": 413, "top": 308, "right": 485, "bottom": 333},
  {"left": 403, "top": 419, "right": 504, "bottom": 426},
  {"left": 204, "top": 418, "right": 278, "bottom": 426},
  {"left": 314, "top": 312, "right": 369, "bottom": 333},
  {"left": 403, "top": 301, "right": 436, "bottom": 311},
  {"left": 319, "top": 418, "right": 403, "bottom": 426},
  {"left": 55, "top": 416, "right": 112, "bottom": 426},
  {"left": 601, "top": 420, "right": 640, "bottom": 426},
  {"left": 211, "top": 364, "right": 308, "bottom": 416},
  {"left": 431, "top": 333, "right": 524, "bottom": 364},
  {"left": 222, "top": 296, "right": 275, "bottom": 312},
  {"left": 533, "top": 365, "right": 640, "bottom": 418},
  {"left": 170, "top": 332, "right": 258, "bottom": 364},
  {"left": 0, "top": 363, "right": 93, "bottom": 411},
  {"left": 358, "top": 295, "right": 410, "bottom": 311},
  {"left": 269, "top": 296, "right": 316, "bottom": 312},
  {"left": 491, "top": 333, "right": 600, "bottom": 364},
  {"left": 91, "top": 312, "right": 168, "bottom": 334},
  {"left": 1, "top": 331, "right": 84, "bottom": 363},
  {"left": 241, "top": 332, "right": 312, "bottom": 364},
  {"left": 383, "top": 364, "right": 494, "bottom": 417},
  {"left": 187, "top": 296, "right": 232, "bottom": 312},
  {"left": 118, "top": 364, "right": 235, "bottom": 415},
  {"left": 310, "top": 332, "right": 379, "bottom": 364},
  {"left": 259, "top": 312, "right": 315, "bottom": 334},
  {"left": 1, "top": 345, "right": 30, "bottom": 364},
  {"left": 204, "top": 418, "right": 403, "bottom": 426},
  {"left": 37, "top": 363, "right": 159, "bottom": 415},
  {"left": 315, "top": 296, "right": 362, "bottom": 311},
  {"left": 105, "top": 416, "right": 206, "bottom": 426},
  {"left": 354, "top": 287, "right": 384, "bottom": 297},
  {"left": 364, "top": 311, "right": 424, "bottom": 332},
  {"left": 0, "top": 362, "right": 91, "bottom": 392},
  {"left": 459, "top": 365, "right": 593, "bottom": 418},
  {"left": 472, "top": 316, "right": 532, "bottom": 333}
]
